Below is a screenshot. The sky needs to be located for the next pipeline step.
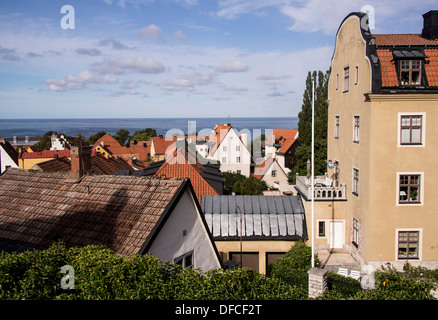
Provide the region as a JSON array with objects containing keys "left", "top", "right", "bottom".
[{"left": 0, "top": 0, "right": 436, "bottom": 119}]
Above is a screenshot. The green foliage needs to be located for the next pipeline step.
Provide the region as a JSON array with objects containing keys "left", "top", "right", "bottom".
[
  {"left": 34, "top": 131, "right": 55, "bottom": 151},
  {"left": 85, "top": 131, "right": 107, "bottom": 146},
  {"left": 223, "top": 172, "right": 267, "bottom": 195},
  {"left": 268, "top": 241, "right": 318, "bottom": 287},
  {"left": 113, "top": 129, "right": 130, "bottom": 146},
  {"left": 290, "top": 70, "right": 330, "bottom": 183},
  {"left": 321, "top": 262, "right": 437, "bottom": 300},
  {"left": 0, "top": 242, "right": 307, "bottom": 300},
  {"left": 131, "top": 128, "right": 157, "bottom": 142}
]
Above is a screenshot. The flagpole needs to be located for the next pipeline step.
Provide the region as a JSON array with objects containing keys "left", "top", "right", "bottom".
[{"left": 311, "top": 79, "right": 315, "bottom": 268}]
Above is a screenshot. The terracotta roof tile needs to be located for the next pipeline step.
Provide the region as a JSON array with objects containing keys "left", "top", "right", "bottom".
[
  {"left": 151, "top": 136, "right": 177, "bottom": 155},
  {"left": 0, "top": 168, "right": 185, "bottom": 255},
  {"left": 266, "top": 128, "right": 298, "bottom": 154},
  {"left": 374, "top": 34, "right": 438, "bottom": 46},
  {"left": 19, "top": 149, "right": 70, "bottom": 159},
  {"left": 373, "top": 34, "right": 438, "bottom": 88}
]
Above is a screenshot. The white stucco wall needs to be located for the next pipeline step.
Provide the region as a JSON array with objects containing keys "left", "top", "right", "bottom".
[
  {"left": 0, "top": 146, "right": 18, "bottom": 174},
  {"left": 147, "top": 188, "right": 221, "bottom": 271},
  {"left": 207, "top": 128, "right": 251, "bottom": 177}
]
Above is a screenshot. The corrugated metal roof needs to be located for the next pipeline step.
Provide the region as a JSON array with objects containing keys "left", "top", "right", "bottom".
[{"left": 201, "top": 195, "right": 307, "bottom": 240}]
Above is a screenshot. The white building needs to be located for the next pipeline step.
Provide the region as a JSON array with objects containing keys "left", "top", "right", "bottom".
[
  {"left": 0, "top": 139, "right": 19, "bottom": 174},
  {"left": 205, "top": 124, "right": 252, "bottom": 177},
  {"left": 50, "top": 133, "right": 69, "bottom": 151}
]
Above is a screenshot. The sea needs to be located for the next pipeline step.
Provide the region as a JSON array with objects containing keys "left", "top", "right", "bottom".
[{"left": 0, "top": 117, "right": 299, "bottom": 141}]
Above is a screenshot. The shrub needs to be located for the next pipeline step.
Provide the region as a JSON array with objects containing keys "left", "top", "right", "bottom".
[{"left": 267, "top": 241, "right": 319, "bottom": 287}]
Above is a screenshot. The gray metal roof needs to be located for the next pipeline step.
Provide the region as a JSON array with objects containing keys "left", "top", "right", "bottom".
[{"left": 201, "top": 195, "right": 307, "bottom": 241}]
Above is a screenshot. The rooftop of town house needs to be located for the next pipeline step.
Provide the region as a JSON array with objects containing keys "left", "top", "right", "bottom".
[
  {"left": 201, "top": 195, "right": 307, "bottom": 241},
  {"left": 33, "top": 154, "right": 134, "bottom": 175},
  {"left": 0, "top": 168, "right": 186, "bottom": 255},
  {"left": 265, "top": 128, "right": 299, "bottom": 155}
]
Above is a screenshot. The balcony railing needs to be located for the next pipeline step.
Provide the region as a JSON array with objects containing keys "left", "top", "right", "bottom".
[{"left": 295, "top": 174, "right": 347, "bottom": 201}]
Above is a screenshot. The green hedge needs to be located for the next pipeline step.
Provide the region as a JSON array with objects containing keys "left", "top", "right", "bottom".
[{"left": 0, "top": 242, "right": 307, "bottom": 300}]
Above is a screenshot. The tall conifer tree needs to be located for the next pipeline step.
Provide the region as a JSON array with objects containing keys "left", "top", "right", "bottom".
[{"left": 289, "top": 70, "right": 330, "bottom": 183}]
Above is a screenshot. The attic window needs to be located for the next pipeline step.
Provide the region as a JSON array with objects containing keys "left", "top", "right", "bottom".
[{"left": 399, "top": 60, "right": 422, "bottom": 86}]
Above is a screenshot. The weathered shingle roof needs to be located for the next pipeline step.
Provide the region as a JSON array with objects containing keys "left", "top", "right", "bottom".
[
  {"left": 201, "top": 195, "right": 307, "bottom": 241},
  {"left": 0, "top": 168, "right": 186, "bottom": 255}
]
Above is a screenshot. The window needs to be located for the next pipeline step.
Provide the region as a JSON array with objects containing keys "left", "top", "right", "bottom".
[
  {"left": 352, "top": 218, "right": 359, "bottom": 247},
  {"left": 355, "top": 65, "right": 359, "bottom": 85},
  {"left": 236, "top": 170, "right": 241, "bottom": 174},
  {"left": 353, "top": 115, "right": 360, "bottom": 143},
  {"left": 353, "top": 168, "right": 359, "bottom": 197},
  {"left": 174, "top": 251, "right": 194, "bottom": 268},
  {"left": 400, "top": 60, "right": 421, "bottom": 85},
  {"left": 336, "top": 73, "right": 339, "bottom": 90},
  {"left": 344, "top": 67, "right": 349, "bottom": 92},
  {"left": 236, "top": 146, "right": 240, "bottom": 151},
  {"left": 401, "top": 115, "right": 422, "bottom": 145},
  {"left": 334, "top": 115, "right": 340, "bottom": 139},
  {"left": 221, "top": 157, "right": 227, "bottom": 164},
  {"left": 398, "top": 231, "right": 419, "bottom": 259},
  {"left": 399, "top": 174, "right": 421, "bottom": 204},
  {"left": 271, "top": 170, "right": 277, "bottom": 177},
  {"left": 318, "top": 221, "right": 326, "bottom": 237},
  {"left": 236, "top": 156, "right": 241, "bottom": 163},
  {"left": 223, "top": 145, "right": 227, "bottom": 152}
]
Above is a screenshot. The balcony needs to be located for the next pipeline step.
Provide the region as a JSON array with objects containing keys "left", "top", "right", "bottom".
[{"left": 295, "top": 174, "right": 347, "bottom": 201}]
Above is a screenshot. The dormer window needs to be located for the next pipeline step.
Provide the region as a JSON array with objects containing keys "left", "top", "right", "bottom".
[{"left": 399, "top": 60, "right": 422, "bottom": 85}]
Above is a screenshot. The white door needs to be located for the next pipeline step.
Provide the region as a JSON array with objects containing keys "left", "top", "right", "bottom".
[{"left": 329, "top": 221, "right": 344, "bottom": 249}]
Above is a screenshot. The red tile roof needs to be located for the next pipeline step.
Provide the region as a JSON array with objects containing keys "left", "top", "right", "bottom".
[
  {"left": 19, "top": 149, "right": 71, "bottom": 159},
  {"left": 266, "top": 128, "right": 298, "bottom": 154},
  {"left": 207, "top": 125, "right": 231, "bottom": 156},
  {"left": 92, "top": 133, "right": 152, "bottom": 162},
  {"left": 154, "top": 147, "right": 221, "bottom": 203},
  {"left": 151, "top": 136, "right": 177, "bottom": 155},
  {"left": 0, "top": 168, "right": 186, "bottom": 255},
  {"left": 374, "top": 34, "right": 438, "bottom": 46},
  {"left": 373, "top": 34, "right": 438, "bottom": 88}
]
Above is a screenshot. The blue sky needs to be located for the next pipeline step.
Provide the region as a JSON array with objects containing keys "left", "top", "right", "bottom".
[{"left": 0, "top": 0, "right": 436, "bottom": 119}]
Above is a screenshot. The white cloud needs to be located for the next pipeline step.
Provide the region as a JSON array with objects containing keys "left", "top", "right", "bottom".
[
  {"left": 138, "top": 24, "right": 162, "bottom": 40},
  {"left": 161, "top": 72, "right": 215, "bottom": 91},
  {"left": 216, "top": 61, "right": 249, "bottom": 72},
  {"left": 173, "top": 30, "right": 188, "bottom": 43},
  {"left": 46, "top": 70, "right": 118, "bottom": 92},
  {"left": 91, "top": 56, "right": 166, "bottom": 74}
]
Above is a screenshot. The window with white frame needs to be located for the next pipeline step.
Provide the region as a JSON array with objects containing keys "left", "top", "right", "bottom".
[
  {"left": 236, "top": 156, "right": 241, "bottom": 163},
  {"left": 223, "top": 145, "right": 227, "bottom": 152},
  {"left": 221, "top": 157, "right": 227, "bottom": 164},
  {"left": 400, "top": 115, "right": 422, "bottom": 145},
  {"left": 398, "top": 174, "right": 421, "bottom": 204},
  {"left": 353, "top": 115, "right": 360, "bottom": 143},
  {"left": 397, "top": 231, "right": 419, "bottom": 259}
]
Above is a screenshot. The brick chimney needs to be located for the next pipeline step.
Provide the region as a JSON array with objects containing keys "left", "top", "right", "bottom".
[
  {"left": 422, "top": 10, "right": 438, "bottom": 40},
  {"left": 69, "top": 145, "right": 92, "bottom": 181}
]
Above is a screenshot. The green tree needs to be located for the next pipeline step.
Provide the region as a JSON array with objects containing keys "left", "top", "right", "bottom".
[
  {"left": 289, "top": 70, "right": 330, "bottom": 183},
  {"left": 86, "top": 131, "right": 107, "bottom": 146},
  {"left": 114, "top": 129, "right": 130, "bottom": 146},
  {"left": 34, "top": 131, "right": 55, "bottom": 151},
  {"left": 131, "top": 128, "right": 157, "bottom": 142}
]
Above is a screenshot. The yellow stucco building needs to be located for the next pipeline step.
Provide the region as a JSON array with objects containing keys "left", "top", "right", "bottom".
[{"left": 298, "top": 11, "right": 438, "bottom": 271}]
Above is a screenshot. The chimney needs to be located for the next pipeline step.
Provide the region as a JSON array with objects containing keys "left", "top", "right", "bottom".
[
  {"left": 69, "top": 145, "right": 92, "bottom": 181},
  {"left": 422, "top": 10, "right": 438, "bottom": 40}
]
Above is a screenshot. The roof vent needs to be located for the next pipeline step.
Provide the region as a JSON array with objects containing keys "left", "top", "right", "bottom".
[{"left": 422, "top": 10, "right": 438, "bottom": 40}]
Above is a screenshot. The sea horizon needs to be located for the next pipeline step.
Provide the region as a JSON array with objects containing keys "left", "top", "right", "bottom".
[{"left": 0, "top": 117, "right": 299, "bottom": 140}]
